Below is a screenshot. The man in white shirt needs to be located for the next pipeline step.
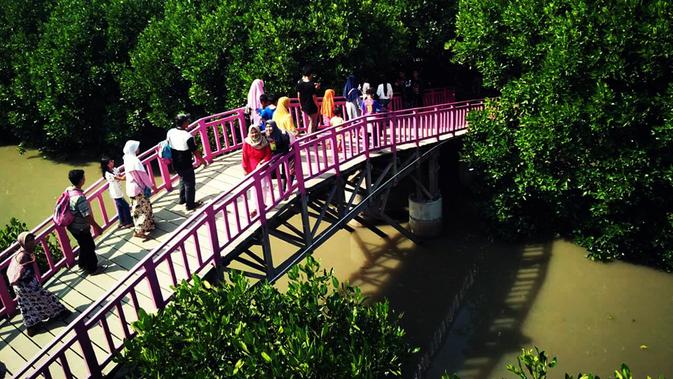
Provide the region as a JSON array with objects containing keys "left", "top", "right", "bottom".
[
  {"left": 166, "top": 113, "right": 205, "bottom": 211},
  {"left": 376, "top": 81, "right": 393, "bottom": 109}
]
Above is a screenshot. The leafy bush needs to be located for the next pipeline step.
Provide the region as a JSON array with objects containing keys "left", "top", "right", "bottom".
[
  {"left": 119, "top": 257, "right": 414, "bottom": 378},
  {"left": 452, "top": 0, "right": 673, "bottom": 269}
]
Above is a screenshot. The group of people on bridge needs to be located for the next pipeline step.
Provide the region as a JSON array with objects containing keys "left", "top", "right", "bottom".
[{"left": 6, "top": 65, "right": 426, "bottom": 337}]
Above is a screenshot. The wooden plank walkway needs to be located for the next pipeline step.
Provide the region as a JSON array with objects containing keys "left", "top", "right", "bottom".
[
  {"left": 0, "top": 130, "right": 467, "bottom": 377},
  {"left": 0, "top": 153, "right": 247, "bottom": 377}
]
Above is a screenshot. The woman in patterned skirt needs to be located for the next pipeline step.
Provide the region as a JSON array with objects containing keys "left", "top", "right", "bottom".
[
  {"left": 7, "top": 232, "right": 71, "bottom": 336},
  {"left": 123, "top": 140, "right": 156, "bottom": 239}
]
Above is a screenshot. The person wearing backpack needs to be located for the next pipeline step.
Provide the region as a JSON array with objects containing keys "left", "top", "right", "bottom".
[{"left": 65, "top": 169, "right": 106, "bottom": 275}]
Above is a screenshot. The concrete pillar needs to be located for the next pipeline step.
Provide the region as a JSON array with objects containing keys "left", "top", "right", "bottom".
[{"left": 409, "top": 195, "right": 443, "bottom": 237}]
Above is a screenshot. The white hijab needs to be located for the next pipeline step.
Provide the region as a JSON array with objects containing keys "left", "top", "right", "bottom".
[
  {"left": 123, "top": 140, "right": 145, "bottom": 172},
  {"left": 246, "top": 79, "right": 264, "bottom": 126}
]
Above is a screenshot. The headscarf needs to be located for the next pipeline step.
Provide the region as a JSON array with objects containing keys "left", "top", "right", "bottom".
[
  {"left": 17, "top": 232, "right": 33, "bottom": 253},
  {"left": 7, "top": 232, "right": 34, "bottom": 285},
  {"left": 321, "top": 89, "right": 335, "bottom": 119},
  {"left": 244, "top": 125, "right": 269, "bottom": 150},
  {"left": 265, "top": 120, "right": 290, "bottom": 154},
  {"left": 273, "top": 96, "right": 296, "bottom": 134},
  {"left": 123, "top": 140, "right": 145, "bottom": 172},
  {"left": 343, "top": 75, "right": 360, "bottom": 102},
  {"left": 246, "top": 79, "right": 265, "bottom": 126}
]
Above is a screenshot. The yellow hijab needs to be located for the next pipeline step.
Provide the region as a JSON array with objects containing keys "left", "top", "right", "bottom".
[
  {"left": 321, "top": 89, "right": 335, "bottom": 118},
  {"left": 273, "top": 96, "right": 296, "bottom": 134}
]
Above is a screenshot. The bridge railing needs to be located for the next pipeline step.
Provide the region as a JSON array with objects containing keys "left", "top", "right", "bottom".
[
  {"left": 0, "top": 88, "right": 452, "bottom": 317},
  {"left": 13, "top": 98, "right": 481, "bottom": 378}
]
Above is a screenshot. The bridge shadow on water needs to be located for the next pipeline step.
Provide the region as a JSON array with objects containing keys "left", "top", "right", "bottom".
[{"left": 325, "top": 178, "right": 552, "bottom": 378}]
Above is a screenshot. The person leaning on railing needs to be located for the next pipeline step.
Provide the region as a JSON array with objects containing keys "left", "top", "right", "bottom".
[{"left": 7, "top": 232, "right": 71, "bottom": 336}]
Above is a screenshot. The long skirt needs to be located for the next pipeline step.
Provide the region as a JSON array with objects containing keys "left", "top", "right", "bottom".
[
  {"left": 14, "top": 278, "right": 67, "bottom": 328},
  {"left": 131, "top": 194, "right": 155, "bottom": 234}
]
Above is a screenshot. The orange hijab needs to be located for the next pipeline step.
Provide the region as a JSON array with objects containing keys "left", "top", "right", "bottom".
[{"left": 321, "top": 89, "right": 335, "bottom": 118}]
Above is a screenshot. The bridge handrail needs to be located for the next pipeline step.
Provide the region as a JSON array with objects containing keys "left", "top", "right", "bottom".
[
  {"left": 12, "top": 97, "right": 482, "bottom": 378},
  {"left": 0, "top": 91, "right": 397, "bottom": 316}
]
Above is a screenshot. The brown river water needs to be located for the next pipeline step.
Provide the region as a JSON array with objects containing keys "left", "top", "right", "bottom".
[{"left": 1, "top": 145, "right": 672, "bottom": 378}]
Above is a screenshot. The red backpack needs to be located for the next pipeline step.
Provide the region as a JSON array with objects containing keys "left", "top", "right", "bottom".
[{"left": 52, "top": 188, "right": 83, "bottom": 227}]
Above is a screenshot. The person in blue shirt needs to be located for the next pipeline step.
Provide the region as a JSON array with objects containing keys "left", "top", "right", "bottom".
[{"left": 257, "top": 94, "right": 277, "bottom": 130}]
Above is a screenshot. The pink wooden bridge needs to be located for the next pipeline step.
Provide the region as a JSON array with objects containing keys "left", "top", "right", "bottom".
[{"left": 0, "top": 88, "right": 483, "bottom": 378}]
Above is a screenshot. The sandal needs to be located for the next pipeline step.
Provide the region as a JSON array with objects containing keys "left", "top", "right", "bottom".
[{"left": 133, "top": 232, "right": 150, "bottom": 240}]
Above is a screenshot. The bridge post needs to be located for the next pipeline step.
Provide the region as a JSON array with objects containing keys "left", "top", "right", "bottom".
[
  {"left": 143, "top": 261, "right": 164, "bottom": 310},
  {"left": 74, "top": 322, "right": 103, "bottom": 378},
  {"left": 197, "top": 119, "right": 214, "bottom": 164},
  {"left": 0, "top": 277, "right": 16, "bottom": 315},
  {"left": 158, "top": 152, "right": 173, "bottom": 191},
  {"left": 259, "top": 226, "right": 274, "bottom": 279},
  {"left": 55, "top": 226, "right": 76, "bottom": 268},
  {"left": 204, "top": 206, "right": 222, "bottom": 279}
]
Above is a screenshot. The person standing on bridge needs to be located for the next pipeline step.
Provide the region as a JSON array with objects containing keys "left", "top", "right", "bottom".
[
  {"left": 242, "top": 124, "right": 272, "bottom": 175},
  {"left": 167, "top": 113, "right": 206, "bottom": 212},
  {"left": 273, "top": 96, "right": 298, "bottom": 142},
  {"left": 242, "top": 124, "right": 272, "bottom": 217},
  {"left": 123, "top": 141, "right": 156, "bottom": 238},
  {"left": 321, "top": 89, "right": 336, "bottom": 127},
  {"left": 246, "top": 79, "right": 265, "bottom": 127},
  {"left": 265, "top": 120, "right": 292, "bottom": 188},
  {"left": 343, "top": 74, "right": 361, "bottom": 120},
  {"left": 66, "top": 170, "right": 107, "bottom": 275},
  {"left": 296, "top": 65, "right": 321, "bottom": 134},
  {"left": 8, "top": 232, "right": 71, "bottom": 336}
]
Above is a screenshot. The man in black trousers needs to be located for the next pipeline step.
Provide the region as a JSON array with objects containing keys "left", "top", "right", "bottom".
[{"left": 166, "top": 113, "right": 205, "bottom": 212}]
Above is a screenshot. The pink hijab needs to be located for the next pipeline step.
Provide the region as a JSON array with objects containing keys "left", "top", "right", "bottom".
[{"left": 246, "top": 79, "right": 265, "bottom": 126}]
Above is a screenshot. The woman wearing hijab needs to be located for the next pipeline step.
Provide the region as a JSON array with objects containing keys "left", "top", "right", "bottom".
[
  {"left": 246, "top": 79, "right": 265, "bottom": 127},
  {"left": 242, "top": 125, "right": 272, "bottom": 175},
  {"left": 265, "top": 120, "right": 293, "bottom": 189},
  {"left": 7, "top": 232, "right": 70, "bottom": 336},
  {"left": 264, "top": 120, "right": 290, "bottom": 156},
  {"left": 272, "top": 96, "right": 298, "bottom": 142},
  {"left": 123, "top": 140, "right": 156, "bottom": 239},
  {"left": 321, "top": 89, "right": 336, "bottom": 127},
  {"left": 242, "top": 125, "right": 272, "bottom": 217},
  {"left": 343, "top": 75, "right": 361, "bottom": 120}
]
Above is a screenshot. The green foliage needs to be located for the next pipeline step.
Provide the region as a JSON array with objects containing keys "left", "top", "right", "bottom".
[
  {"left": 121, "top": 0, "right": 410, "bottom": 130},
  {"left": 453, "top": 0, "right": 673, "bottom": 269},
  {"left": 118, "top": 256, "right": 413, "bottom": 378},
  {"left": 506, "top": 347, "right": 557, "bottom": 379},
  {"left": 1, "top": 0, "right": 455, "bottom": 154}
]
